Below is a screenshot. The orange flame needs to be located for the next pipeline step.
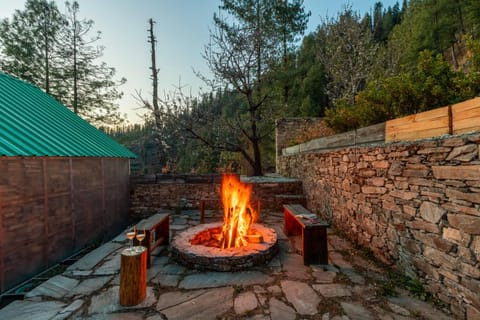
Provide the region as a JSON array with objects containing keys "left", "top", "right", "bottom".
[{"left": 220, "top": 174, "right": 257, "bottom": 248}]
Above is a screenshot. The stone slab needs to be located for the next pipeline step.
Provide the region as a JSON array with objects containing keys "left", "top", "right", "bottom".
[
  {"left": 93, "top": 253, "right": 121, "bottom": 275},
  {"left": 267, "top": 285, "right": 282, "bottom": 296},
  {"left": 66, "top": 276, "right": 112, "bottom": 297},
  {"left": 281, "top": 280, "right": 320, "bottom": 315},
  {"left": 269, "top": 297, "right": 296, "bottom": 320},
  {"left": 157, "top": 287, "right": 233, "bottom": 320},
  {"left": 25, "top": 275, "right": 79, "bottom": 299},
  {"left": 87, "top": 286, "right": 156, "bottom": 315},
  {"left": 155, "top": 263, "right": 186, "bottom": 275},
  {"left": 312, "top": 284, "right": 352, "bottom": 298},
  {"left": 0, "top": 300, "right": 66, "bottom": 320},
  {"left": 150, "top": 274, "right": 179, "bottom": 287},
  {"left": 67, "top": 242, "right": 123, "bottom": 271},
  {"left": 234, "top": 291, "right": 258, "bottom": 314},
  {"left": 179, "top": 271, "right": 273, "bottom": 289},
  {"left": 341, "top": 267, "right": 366, "bottom": 284},
  {"left": 329, "top": 252, "right": 352, "bottom": 268},
  {"left": 87, "top": 285, "right": 122, "bottom": 315},
  {"left": 156, "top": 290, "right": 207, "bottom": 310},
  {"left": 312, "top": 270, "right": 337, "bottom": 283},
  {"left": 83, "top": 313, "right": 144, "bottom": 320},
  {"left": 281, "top": 253, "right": 310, "bottom": 280},
  {"left": 64, "top": 270, "right": 92, "bottom": 277},
  {"left": 341, "top": 302, "right": 375, "bottom": 320},
  {"left": 51, "top": 299, "right": 84, "bottom": 320}
]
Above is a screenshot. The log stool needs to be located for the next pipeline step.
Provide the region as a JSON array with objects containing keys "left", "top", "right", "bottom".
[{"left": 119, "top": 247, "right": 147, "bottom": 306}]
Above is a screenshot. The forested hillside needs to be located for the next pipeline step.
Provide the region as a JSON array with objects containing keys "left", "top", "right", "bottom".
[
  {"left": 118, "top": 0, "right": 479, "bottom": 175},
  {"left": 2, "top": 0, "right": 479, "bottom": 175}
]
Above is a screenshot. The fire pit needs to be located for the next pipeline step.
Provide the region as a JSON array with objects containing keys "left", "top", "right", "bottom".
[{"left": 171, "top": 174, "right": 278, "bottom": 271}]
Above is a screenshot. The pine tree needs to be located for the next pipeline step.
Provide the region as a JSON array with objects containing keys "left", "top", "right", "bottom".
[
  {"left": 0, "top": 0, "right": 125, "bottom": 126},
  {"left": 0, "top": 0, "right": 65, "bottom": 96},
  {"left": 57, "top": 1, "right": 126, "bottom": 125}
]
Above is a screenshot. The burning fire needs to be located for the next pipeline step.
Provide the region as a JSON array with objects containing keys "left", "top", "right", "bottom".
[{"left": 219, "top": 174, "right": 257, "bottom": 248}]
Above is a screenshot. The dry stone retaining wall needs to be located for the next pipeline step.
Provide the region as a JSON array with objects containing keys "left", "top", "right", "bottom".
[
  {"left": 129, "top": 174, "right": 304, "bottom": 218},
  {"left": 278, "top": 133, "right": 480, "bottom": 319}
]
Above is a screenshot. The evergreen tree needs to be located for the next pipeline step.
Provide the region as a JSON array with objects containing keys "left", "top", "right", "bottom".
[
  {"left": 57, "top": 1, "right": 126, "bottom": 125},
  {"left": 0, "top": 0, "right": 65, "bottom": 96},
  {"left": 0, "top": 0, "right": 125, "bottom": 126},
  {"left": 287, "top": 33, "right": 328, "bottom": 116}
]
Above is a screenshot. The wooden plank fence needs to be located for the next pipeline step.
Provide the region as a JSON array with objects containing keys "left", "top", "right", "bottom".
[
  {"left": 386, "top": 97, "right": 480, "bottom": 142},
  {"left": 281, "top": 97, "right": 480, "bottom": 155}
]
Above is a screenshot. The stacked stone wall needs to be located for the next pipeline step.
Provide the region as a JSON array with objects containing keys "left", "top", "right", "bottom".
[
  {"left": 278, "top": 133, "right": 480, "bottom": 319},
  {"left": 130, "top": 174, "right": 304, "bottom": 218}
]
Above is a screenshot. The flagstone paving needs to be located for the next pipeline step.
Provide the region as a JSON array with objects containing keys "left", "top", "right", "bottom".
[{"left": 0, "top": 209, "right": 455, "bottom": 319}]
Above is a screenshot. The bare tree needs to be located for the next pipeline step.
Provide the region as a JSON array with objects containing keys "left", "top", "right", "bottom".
[
  {"left": 137, "top": 1, "right": 309, "bottom": 176},
  {"left": 148, "top": 18, "right": 161, "bottom": 128},
  {"left": 195, "top": 0, "right": 308, "bottom": 176}
]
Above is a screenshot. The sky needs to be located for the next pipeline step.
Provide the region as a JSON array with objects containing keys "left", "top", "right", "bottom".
[{"left": 0, "top": 0, "right": 400, "bottom": 124}]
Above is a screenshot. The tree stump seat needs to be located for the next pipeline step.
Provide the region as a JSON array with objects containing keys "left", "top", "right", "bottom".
[
  {"left": 119, "top": 247, "right": 147, "bottom": 306},
  {"left": 283, "top": 204, "right": 329, "bottom": 265}
]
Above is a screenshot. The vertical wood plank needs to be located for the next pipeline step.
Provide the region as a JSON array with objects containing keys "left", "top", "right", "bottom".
[
  {"left": 69, "top": 158, "right": 75, "bottom": 245},
  {"left": 42, "top": 158, "right": 49, "bottom": 269},
  {"left": 0, "top": 160, "right": 4, "bottom": 292},
  {"left": 101, "top": 158, "right": 106, "bottom": 234},
  {"left": 452, "top": 97, "right": 480, "bottom": 134}
]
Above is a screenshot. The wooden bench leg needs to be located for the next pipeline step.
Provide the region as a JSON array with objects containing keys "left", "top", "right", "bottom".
[
  {"left": 159, "top": 216, "right": 170, "bottom": 245},
  {"left": 284, "top": 209, "right": 298, "bottom": 236},
  {"left": 303, "top": 227, "right": 328, "bottom": 265}
]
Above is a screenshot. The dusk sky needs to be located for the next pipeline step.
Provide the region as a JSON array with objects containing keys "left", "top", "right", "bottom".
[{"left": 0, "top": 0, "right": 400, "bottom": 123}]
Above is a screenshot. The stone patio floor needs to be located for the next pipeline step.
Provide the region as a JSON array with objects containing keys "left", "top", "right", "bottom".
[{"left": 0, "top": 209, "right": 454, "bottom": 320}]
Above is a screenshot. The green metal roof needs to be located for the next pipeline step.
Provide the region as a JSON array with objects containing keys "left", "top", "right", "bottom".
[{"left": 0, "top": 72, "right": 136, "bottom": 158}]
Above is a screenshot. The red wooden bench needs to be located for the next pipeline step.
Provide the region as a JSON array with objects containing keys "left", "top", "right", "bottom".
[
  {"left": 133, "top": 213, "right": 170, "bottom": 268},
  {"left": 283, "top": 204, "right": 329, "bottom": 265}
]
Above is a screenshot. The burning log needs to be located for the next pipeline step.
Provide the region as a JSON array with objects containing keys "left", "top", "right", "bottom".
[{"left": 218, "top": 175, "right": 258, "bottom": 248}]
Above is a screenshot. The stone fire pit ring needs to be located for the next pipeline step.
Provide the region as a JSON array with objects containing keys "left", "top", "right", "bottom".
[{"left": 170, "top": 222, "right": 278, "bottom": 271}]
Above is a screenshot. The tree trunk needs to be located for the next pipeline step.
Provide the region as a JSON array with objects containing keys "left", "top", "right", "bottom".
[
  {"left": 252, "top": 138, "right": 263, "bottom": 176},
  {"left": 73, "top": 10, "right": 78, "bottom": 114},
  {"left": 148, "top": 18, "right": 160, "bottom": 127},
  {"left": 44, "top": 29, "right": 50, "bottom": 94},
  {"left": 119, "top": 247, "right": 147, "bottom": 306}
]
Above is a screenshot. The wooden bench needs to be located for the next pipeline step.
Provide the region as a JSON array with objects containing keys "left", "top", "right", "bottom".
[
  {"left": 283, "top": 204, "right": 329, "bottom": 265},
  {"left": 133, "top": 213, "right": 170, "bottom": 268}
]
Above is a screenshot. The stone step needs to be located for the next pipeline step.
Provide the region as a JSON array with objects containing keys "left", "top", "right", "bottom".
[{"left": 273, "top": 194, "right": 307, "bottom": 211}]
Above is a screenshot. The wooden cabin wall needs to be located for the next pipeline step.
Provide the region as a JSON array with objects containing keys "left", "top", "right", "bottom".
[{"left": 0, "top": 157, "right": 130, "bottom": 293}]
